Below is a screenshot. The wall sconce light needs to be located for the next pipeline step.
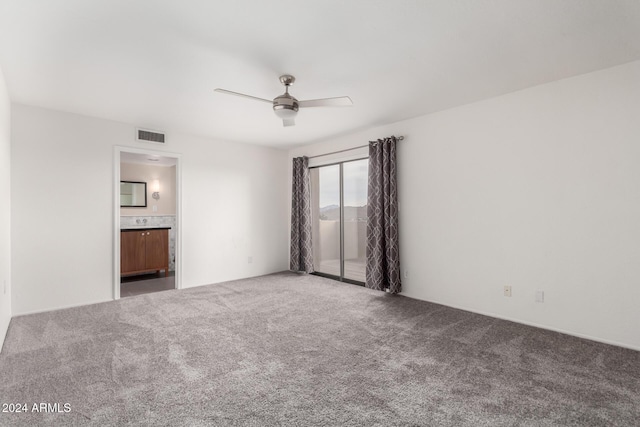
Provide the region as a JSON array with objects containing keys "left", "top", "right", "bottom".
[{"left": 152, "top": 179, "right": 160, "bottom": 200}]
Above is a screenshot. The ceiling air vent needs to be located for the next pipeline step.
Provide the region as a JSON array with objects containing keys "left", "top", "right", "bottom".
[{"left": 136, "top": 128, "right": 165, "bottom": 144}]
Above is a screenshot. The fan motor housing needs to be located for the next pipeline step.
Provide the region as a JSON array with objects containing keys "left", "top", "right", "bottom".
[{"left": 273, "top": 93, "right": 299, "bottom": 118}]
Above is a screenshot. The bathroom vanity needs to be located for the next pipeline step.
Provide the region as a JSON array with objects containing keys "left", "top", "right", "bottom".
[{"left": 120, "top": 227, "right": 170, "bottom": 277}]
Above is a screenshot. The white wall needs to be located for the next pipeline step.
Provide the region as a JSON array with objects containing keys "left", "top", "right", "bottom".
[
  {"left": 0, "top": 65, "right": 11, "bottom": 349},
  {"left": 289, "top": 60, "right": 640, "bottom": 350},
  {"left": 120, "top": 163, "right": 177, "bottom": 216},
  {"left": 11, "top": 105, "right": 289, "bottom": 315}
]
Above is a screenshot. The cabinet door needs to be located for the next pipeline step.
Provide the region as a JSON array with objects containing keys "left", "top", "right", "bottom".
[
  {"left": 121, "top": 231, "right": 146, "bottom": 273},
  {"left": 145, "top": 229, "right": 168, "bottom": 270}
]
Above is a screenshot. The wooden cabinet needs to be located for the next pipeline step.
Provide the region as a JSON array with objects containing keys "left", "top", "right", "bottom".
[{"left": 121, "top": 228, "right": 169, "bottom": 277}]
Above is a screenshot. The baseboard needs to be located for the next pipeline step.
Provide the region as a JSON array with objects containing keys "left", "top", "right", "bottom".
[
  {"left": 14, "top": 270, "right": 285, "bottom": 316},
  {"left": 183, "top": 270, "right": 291, "bottom": 290},
  {"left": 0, "top": 315, "right": 10, "bottom": 353},
  {"left": 400, "top": 293, "right": 640, "bottom": 352},
  {"left": 12, "top": 281, "right": 637, "bottom": 352},
  {"left": 13, "top": 298, "right": 113, "bottom": 317}
]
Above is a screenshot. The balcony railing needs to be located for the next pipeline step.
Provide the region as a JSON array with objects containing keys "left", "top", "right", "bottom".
[{"left": 313, "top": 219, "right": 366, "bottom": 282}]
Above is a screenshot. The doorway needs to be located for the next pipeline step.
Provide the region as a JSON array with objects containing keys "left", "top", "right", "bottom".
[
  {"left": 113, "top": 146, "right": 181, "bottom": 299},
  {"left": 310, "top": 158, "right": 369, "bottom": 284}
]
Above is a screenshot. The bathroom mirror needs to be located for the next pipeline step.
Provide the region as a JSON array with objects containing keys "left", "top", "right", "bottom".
[{"left": 120, "top": 181, "right": 147, "bottom": 207}]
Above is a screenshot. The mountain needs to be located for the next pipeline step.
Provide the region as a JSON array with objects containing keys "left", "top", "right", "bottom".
[
  {"left": 318, "top": 205, "right": 367, "bottom": 221},
  {"left": 319, "top": 204, "right": 339, "bottom": 213}
]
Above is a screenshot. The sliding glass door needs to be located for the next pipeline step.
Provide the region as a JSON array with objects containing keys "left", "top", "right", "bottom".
[
  {"left": 310, "top": 158, "right": 368, "bottom": 284},
  {"left": 311, "top": 164, "right": 341, "bottom": 277},
  {"left": 342, "top": 159, "right": 368, "bottom": 282}
]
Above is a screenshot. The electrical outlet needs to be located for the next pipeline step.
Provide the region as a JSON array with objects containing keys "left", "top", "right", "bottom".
[
  {"left": 248, "top": 256, "right": 253, "bottom": 264},
  {"left": 153, "top": 205, "right": 158, "bottom": 212},
  {"left": 404, "top": 270, "right": 409, "bottom": 279},
  {"left": 504, "top": 285, "right": 512, "bottom": 297},
  {"left": 535, "top": 290, "right": 544, "bottom": 303}
]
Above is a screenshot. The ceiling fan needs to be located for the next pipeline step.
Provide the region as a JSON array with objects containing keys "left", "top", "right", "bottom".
[{"left": 214, "top": 75, "right": 353, "bottom": 127}]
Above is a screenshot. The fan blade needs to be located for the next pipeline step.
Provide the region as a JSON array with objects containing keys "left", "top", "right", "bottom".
[
  {"left": 214, "top": 88, "right": 272, "bottom": 104},
  {"left": 298, "top": 96, "right": 353, "bottom": 108},
  {"left": 283, "top": 118, "right": 296, "bottom": 127}
]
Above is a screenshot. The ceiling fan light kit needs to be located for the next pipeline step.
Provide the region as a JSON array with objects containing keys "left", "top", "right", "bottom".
[
  {"left": 215, "top": 74, "right": 352, "bottom": 127},
  {"left": 272, "top": 76, "right": 299, "bottom": 120}
]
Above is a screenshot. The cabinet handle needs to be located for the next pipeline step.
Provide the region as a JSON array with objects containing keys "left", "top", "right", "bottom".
[
  {"left": 141, "top": 233, "right": 145, "bottom": 236},
  {"left": 147, "top": 232, "right": 150, "bottom": 235}
]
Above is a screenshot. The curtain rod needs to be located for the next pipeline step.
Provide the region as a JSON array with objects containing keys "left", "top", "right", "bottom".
[{"left": 308, "top": 135, "right": 404, "bottom": 159}]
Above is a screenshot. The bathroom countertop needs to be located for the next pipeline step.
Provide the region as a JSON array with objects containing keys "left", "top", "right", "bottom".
[{"left": 120, "top": 226, "right": 171, "bottom": 231}]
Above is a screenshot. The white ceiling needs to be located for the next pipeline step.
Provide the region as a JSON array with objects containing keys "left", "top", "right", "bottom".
[
  {"left": 121, "top": 151, "right": 177, "bottom": 167},
  {"left": 1, "top": 1, "right": 639, "bottom": 149}
]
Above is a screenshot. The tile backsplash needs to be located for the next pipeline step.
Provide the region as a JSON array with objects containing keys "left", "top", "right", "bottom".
[{"left": 120, "top": 215, "right": 176, "bottom": 272}]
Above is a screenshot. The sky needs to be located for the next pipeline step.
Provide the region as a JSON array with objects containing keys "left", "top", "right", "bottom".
[{"left": 317, "top": 159, "right": 368, "bottom": 208}]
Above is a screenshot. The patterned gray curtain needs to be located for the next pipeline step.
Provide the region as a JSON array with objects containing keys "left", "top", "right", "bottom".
[
  {"left": 366, "top": 137, "right": 401, "bottom": 293},
  {"left": 290, "top": 156, "right": 314, "bottom": 273}
]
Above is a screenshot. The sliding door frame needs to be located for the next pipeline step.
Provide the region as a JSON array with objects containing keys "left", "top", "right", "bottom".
[
  {"left": 310, "top": 156, "right": 368, "bottom": 286},
  {"left": 339, "top": 163, "right": 345, "bottom": 280}
]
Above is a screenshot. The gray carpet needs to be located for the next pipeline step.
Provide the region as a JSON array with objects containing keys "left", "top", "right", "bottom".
[{"left": 1, "top": 272, "right": 638, "bottom": 426}]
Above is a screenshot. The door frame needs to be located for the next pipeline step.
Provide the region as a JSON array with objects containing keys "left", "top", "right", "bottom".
[{"left": 113, "top": 146, "right": 183, "bottom": 300}]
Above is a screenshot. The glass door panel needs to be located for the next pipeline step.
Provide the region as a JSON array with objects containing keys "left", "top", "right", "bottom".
[
  {"left": 342, "top": 159, "right": 368, "bottom": 282},
  {"left": 310, "top": 165, "right": 341, "bottom": 277}
]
